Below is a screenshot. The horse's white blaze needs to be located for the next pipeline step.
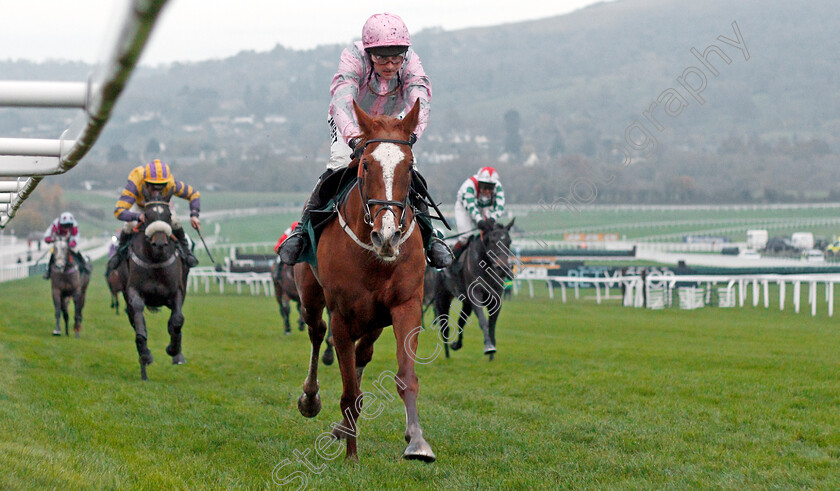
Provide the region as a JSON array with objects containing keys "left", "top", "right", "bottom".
[{"left": 371, "top": 143, "right": 405, "bottom": 246}]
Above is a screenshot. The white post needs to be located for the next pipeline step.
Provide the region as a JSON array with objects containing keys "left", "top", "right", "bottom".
[
  {"left": 829, "top": 282, "right": 834, "bottom": 317},
  {"left": 779, "top": 281, "right": 785, "bottom": 311},
  {"left": 739, "top": 279, "right": 745, "bottom": 307},
  {"left": 546, "top": 280, "right": 554, "bottom": 299},
  {"left": 595, "top": 283, "right": 601, "bottom": 304},
  {"left": 810, "top": 281, "right": 817, "bottom": 317},
  {"left": 794, "top": 281, "right": 800, "bottom": 313},
  {"left": 752, "top": 279, "right": 759, "bottom": 307},
  {"left": 763, "top": 280, "right": 769, "bottom": 309},
  {"left": 574, "top": 281, "right": 580, "bottom": 299},
  {"left": 560, "top": 282, "right": 567, "bottom": 303},
  {"left": 528, "top": 279, "right": 534, "bottom": 298}
]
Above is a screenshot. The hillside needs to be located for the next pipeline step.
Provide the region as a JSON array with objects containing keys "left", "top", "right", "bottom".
[{"left": 2, "top": 0, "right": 838, "bottom": 203}]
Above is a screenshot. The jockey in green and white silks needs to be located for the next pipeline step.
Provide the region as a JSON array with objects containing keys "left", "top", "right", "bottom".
[{"left": 454, "top": 166, "right": 506, "bottom": 248}]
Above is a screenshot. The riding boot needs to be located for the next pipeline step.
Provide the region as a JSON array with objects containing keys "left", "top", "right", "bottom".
[
  {"left": 278, "top": 170, "right": 332, "bottom": 265},
  {"left": 173, "top": 227, "right": 199, "bottom": 267},
  {"left": 107, "top": 231, "right": 130, "bottom": 272}
]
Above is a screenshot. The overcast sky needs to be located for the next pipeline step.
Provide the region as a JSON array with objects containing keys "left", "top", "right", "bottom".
[{"left": 1, "top": 0, "right": 613, "bottom": 66}]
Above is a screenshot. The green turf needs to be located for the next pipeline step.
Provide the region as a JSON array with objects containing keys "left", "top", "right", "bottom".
[{"left": 1, "top": 261, "right": 839, "bottom": 489}]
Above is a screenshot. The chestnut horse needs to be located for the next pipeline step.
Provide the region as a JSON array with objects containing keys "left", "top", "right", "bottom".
[
  {"left": 122, "top": 200, "right": 190, "bottom": 380},
  {"left": 295, "top": 100, "right": 435, "bottom": 462},
  {"left": 49, "top": 236, "right": 90, "bottom": 337}
]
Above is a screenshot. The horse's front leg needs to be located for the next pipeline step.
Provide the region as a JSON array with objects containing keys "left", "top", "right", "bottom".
[
  {"left": 280, "top": 294, "right": 291, "bottom": 334},
  {"left": 298, "top": 302, "right": 327, "bottom": 419},
  {"left": 62, "top": 296, "right": 71, "bottom": 336},
  {"left": 295, "top": 302, "right": 306, "bottom": 332},
  {"left": 328, "top": 315, "right": 362, "bottom": 461},
  {"left": 352, "top": 328, "right": 384, "bottom": 393},
  {"left": 487, "top": 299, "right": 502, "bottom": 361},
  {"left": 393, "top": 301, "right": 436, "bottom": 462},
  {"left": 72, "top": 289, "right": 85, "bottom": 338},
  {"left": 126, "top": 287, "right": 153, "bottom": 379},
  {"left": 321, "top": 316, "right": 334, "bottom": 366},
  {"left": 51, "top": 287, "right": 63, "bottom": 336},
  {"left": 451, "top": 301, "right": 472, "bottom": 351},
  {"left": 471, "top": 304, "right": 496, "bottom": 355},
  {"left": 165, "top": 289, "right": 186, "bottom": 365},
  {"left": 433, "top": 290, "right": 454, "bottom": 357}
]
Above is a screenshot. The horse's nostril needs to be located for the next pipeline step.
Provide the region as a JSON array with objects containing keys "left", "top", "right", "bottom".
[
  {"left": 370, "top": 230, "right": 383, "bottom": 247},
  {"left": 391, "top": 230, "right": 402, "bottom": 247}
]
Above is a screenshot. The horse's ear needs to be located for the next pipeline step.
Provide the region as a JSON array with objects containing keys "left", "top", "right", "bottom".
[
  {"left": 400, "top": 98, "right": 421, "bottom": 136},
  {"left": 353, "top": 100, "right": 374, "bottom": 138},
  {"left": 506, "top": 218, "right": 515, "bottom": 230}
]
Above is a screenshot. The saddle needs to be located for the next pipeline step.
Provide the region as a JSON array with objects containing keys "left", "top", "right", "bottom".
[
  {"left": 299, "top": 170, "right": 359, "bottom": 267},
  {"left": 299, "top": 165, "right": 450, "bottom": 268}
]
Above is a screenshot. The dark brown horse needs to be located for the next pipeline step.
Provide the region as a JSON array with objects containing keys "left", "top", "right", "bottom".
[
  {"left": 433, "top": 219, "right": 515, "bottom": 361},
  {"left": 271, "top": 260, "right": 306, "bottom": 334},
  {"left": 122, "top": 200, "right": 190, "bottom": 380},
  {"left": 295, "top": 100, "right": 435, "bottom": 461},
  {"left": 49, "top": 236, "right": 90, "bottom": 337},
  {"left": 271, "top": 260, "right": 335, "bottom": 365},
  {"left": 106, "top": 264, "right": 124, "bottom": 315}
]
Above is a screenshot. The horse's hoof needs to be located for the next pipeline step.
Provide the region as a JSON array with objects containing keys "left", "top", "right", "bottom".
[
  {"left": 165, "top": 344, "right": 179, "bottom": 356},
  {"left": 322, "top": 349, "right": 334, "bottom": 366},
  {"left": 284, "top": 328, "right": 291, "bottom": 336},
  {"left": 403, "top": 439, "right": 436, "bottom": 462},
  {"left": 140, "top": 352, "right": 154, "bottom": 366},
  {"left": 74, "top": 331, "right": 80, "bottom": 339},
  {"left": 52, "top": 329, "right": 61, "bottom": 337},
  {"left": 298, "top": 323, "right": 305, "bottom": 332},
  {"left": 140, "top": 365, "right": 148, "bottom": 381},
  {"left": 298, "top": 392, "right": 321, "bottom": 418},
  {"left": 172, "top": 353, "right": 186, "bottom": 365},
  {"left": 450, "top": 341, "right": 462, "bottom": 351},
  {"left": 484, "top": 345, "right": 496, "bottom": 355}
]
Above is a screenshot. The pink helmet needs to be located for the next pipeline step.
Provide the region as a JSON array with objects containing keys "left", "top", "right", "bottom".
[
  {"left": 475, "top": 166, "right": 500, "bottom": 185},
  {"left": 362, "top": 13, "right": 411, "bottom": 50}
]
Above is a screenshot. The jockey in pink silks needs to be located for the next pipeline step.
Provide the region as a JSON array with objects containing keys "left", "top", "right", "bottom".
[
  {"left": 277, "top": 12, "right": 453, "bottom": 269},
  {"left": 43, "top": 211, "right": 89, "bottom": 279}
]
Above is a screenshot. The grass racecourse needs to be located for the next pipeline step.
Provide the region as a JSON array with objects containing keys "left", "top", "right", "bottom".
[{"left": 1, "top": 258, "right": 840, "bottom": 489}]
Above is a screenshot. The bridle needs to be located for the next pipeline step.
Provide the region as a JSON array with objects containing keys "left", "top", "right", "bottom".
[{"left": 355, "top": 138, "right": 413, "bottom": 230}]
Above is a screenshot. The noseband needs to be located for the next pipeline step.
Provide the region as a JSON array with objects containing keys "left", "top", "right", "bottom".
[{"left": 356, "top": 138, "right": 413, "bottom": 230}]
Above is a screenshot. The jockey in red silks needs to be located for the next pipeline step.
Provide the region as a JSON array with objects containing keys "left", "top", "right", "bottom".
[
  {"left": 277, "top": 13, "right": 452, "bottom": 269},
  {"left": 43, "top": 211, "right": 89, "bottom": 279}
]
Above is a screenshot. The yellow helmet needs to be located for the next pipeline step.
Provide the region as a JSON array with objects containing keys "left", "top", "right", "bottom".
[{"left": 143, "top": 159, "right": 172, "bottom": 184}]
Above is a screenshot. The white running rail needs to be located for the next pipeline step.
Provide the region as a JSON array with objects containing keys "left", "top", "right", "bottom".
[{"left": 0, "top": 0, "right": 170, "bottom": 229}]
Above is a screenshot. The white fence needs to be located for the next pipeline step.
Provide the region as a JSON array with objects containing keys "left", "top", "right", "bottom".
[
  {"left": 515, "top": 272, "right": 840, "bottom": 317},
  {"left": 187, "top": 267, "right": 274, "bottom": 296}
]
